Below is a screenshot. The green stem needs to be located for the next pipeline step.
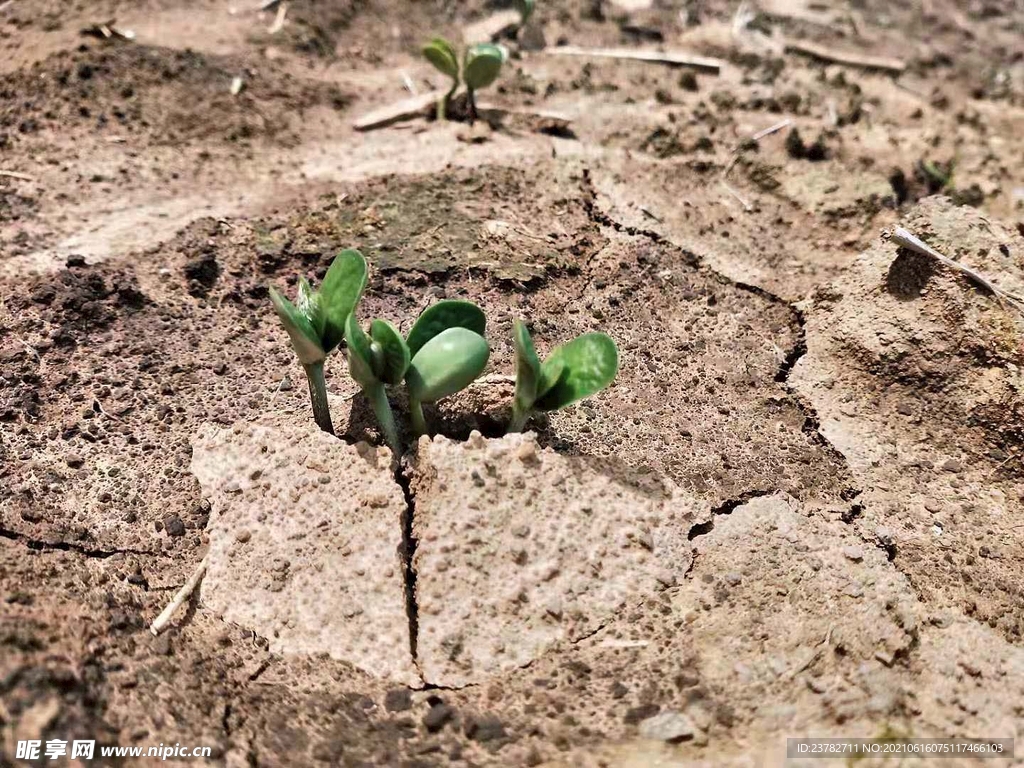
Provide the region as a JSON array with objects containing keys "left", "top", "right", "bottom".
[
  {"left": 303, "top": 362, "right": 334, "bottom": 435},
  {"left": 368, "top": 383, "right": 402, "bottom": 459},
  {"left": 508, "top": 403, "right": 530, "bottom": 433},
  {"left": 410, "top": 398, "right": 427, "bottom": 436},
  {"left": 437, "top": 82, "right": 458, "bottom": 121}
]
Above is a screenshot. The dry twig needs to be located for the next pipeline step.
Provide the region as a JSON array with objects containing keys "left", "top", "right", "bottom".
[
  {"left": 150, "top": 555, "right": 209, "bottom": 636},
  {"left": 717, "top": 118, "right": 791, "bottom": 210},
  {"left": 353, "top": 91, "right": 442, "bottom": 131},
  {"left": 267, "top": 1, "right": 287, "bottom": 33},
  {"left": 462, "top": 9, "right": 520, "bottom": 44},
  {"left": 0, "top": 170, "right": 34, "bottom": 181},
  {"left": 542, "top": 46, "right": 723, "bottom": 74},
  {"left": 886, "top": 227, "right": 1024, "bottom": 314},
  {"left": 785, "top": 39, "right": 904, "bottom": 73},
  {"left": 400, "top": 70, "right": 418, "bottom": 95}
]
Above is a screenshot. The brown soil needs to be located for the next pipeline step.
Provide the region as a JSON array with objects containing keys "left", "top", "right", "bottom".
[{"left": 3, "top": 0, "right": 1024, "bottom": 765}]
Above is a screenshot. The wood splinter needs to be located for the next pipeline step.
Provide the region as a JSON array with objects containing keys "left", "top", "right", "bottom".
[
  {"left": 887, "top": 227, "right": 1024, "bottom": 315},
  {"left": 150, "top": 555, "right": 209, "bottom": 636}
]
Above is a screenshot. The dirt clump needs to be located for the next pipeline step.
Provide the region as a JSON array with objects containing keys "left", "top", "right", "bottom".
[{"left": 0, "top": 43, "right": 349, "bottom": 147}]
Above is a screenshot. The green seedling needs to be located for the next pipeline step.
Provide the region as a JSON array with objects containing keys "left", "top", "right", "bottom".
[
  {"left": 463, "top": 43, "right": 506, "bottom": 121},
  {"left": 345, "top": 312, "right": 408, "bottom": 459},
  {"left": 509, "top": 321, "right": 618, "bottom": 432},
  {"left": 422, "top": 37, "right": 460, "bottom": 121},
  {"left": 344, "top": 299, "right": 488, "bottom": 456},
  {"left": 269, "top": 249, "right": 367, "bottom": 435},
  {"left": 404, "top": 300, "right": 489, "bottom": 435},
  {"left": 422, "top": 38, "right": 507, "bottom": 122},
  {"left": 515, "top": 0, "right": 535, "bottom": 24}
]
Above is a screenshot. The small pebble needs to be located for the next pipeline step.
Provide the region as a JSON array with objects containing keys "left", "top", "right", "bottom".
[
  {"left": 163, "top": 515, "right": 186, "bottom": 537},
  {"left": 384, "top": 688, "right": 412, "bottom": 712},
  {"left": 423, "top": 703, "right": 454, "bottom": 733},
  {"left": 638, "top": 711, "right": 695, "bottom": 743},
  {"left": 516, "top": 440, "right": 537, "bottom": 462},
  {"left": 842, "top": 545, "right": 863, "bottom": 562}
]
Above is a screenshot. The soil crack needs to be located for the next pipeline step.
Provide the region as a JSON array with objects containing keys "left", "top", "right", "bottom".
[
  {"left": 686, "top": 489, "right": 778, "bottom": 542},
  {"left": 395, "top": 460, "right": 420, "bottom": 668},
  {"left": 0, "top": 527, "right": 169, "bottom": 559},
  {"left": 577, "top": 168, "right": 858, "bottom": 488}
]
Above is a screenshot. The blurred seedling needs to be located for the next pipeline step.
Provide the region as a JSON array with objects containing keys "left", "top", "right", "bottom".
[
  {"left": 509, "top": 321, "right": 619, "bottom": 432},
  {"left": 269, "top": 249, "right": 367, "bottom": 435},
  {"left": 422, "top": 38, "right": 507, "bottom": 121},
  {"left": 514, "top": 0, "right": 535, "bottom": 24}
]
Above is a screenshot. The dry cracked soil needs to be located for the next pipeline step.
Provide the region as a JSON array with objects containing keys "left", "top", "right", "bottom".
[{"left": 3, "top": 0, "right": 1024, "bottom": 766}]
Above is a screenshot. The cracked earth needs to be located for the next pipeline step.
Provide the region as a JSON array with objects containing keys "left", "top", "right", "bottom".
[{"left": 4, "top": 0, "right": 1024, "bottom": 766}]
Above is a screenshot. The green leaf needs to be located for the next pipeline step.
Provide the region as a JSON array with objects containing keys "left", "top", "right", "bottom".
[
  {"left": 512, "top": 320, "right": 541, "bottom": 411},
  {"left": 369, "top": 319, "right": 411, "bottom": 385},
  {"left": 270, "top": 286, "right": 325, "bottom": 366},
  {"left": 463, "top": 44, "right": 505, "bottom": 92},
  {"left": 423, "top": 38, "right": 460, "bottom": 83},
  {"left": 406, "top": 327, "right": 489, "bottom": 403},
  {"left": 536, "top": 354, "right": 564, "bottom": 399},
  {"left": 406, "top": 300, "right": 487, "bottom": 358},
  {"left": 319, "top": 249, "right": 368, "bottom": 354},
  {"left": 534, "top": 333, "right": 618, "bottom": 412},
  {"left": 345, "top": 312, "right": 378, "bottom": 390},
  {"left": 514, "top": 0, "right": 535, "bottom": 24},
  {"left": 297, "top": 276, "right": 324, "bottom": 337}
]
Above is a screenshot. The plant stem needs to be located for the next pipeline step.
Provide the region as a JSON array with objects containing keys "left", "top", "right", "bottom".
[
  {"left": 467, "top": 88, "right": 477, "bottom": 123},
  {"left": 409, "top": 398, "right": 427, "bottom": 436},
  {"left": 368, "top": 383, "right": 402, "bottom": 459},
  {"left": 508, "top": 403, "right": 530, "bottom": 433},
  {"left": 303, "top": 361, "right": 334, "bottom": 435},
  {"left": 439, "top": 82, "right": 459, "bottom": 121}
]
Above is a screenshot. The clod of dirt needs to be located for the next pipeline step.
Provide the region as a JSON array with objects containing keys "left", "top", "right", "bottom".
[
  {"left": 190, "top": 414, "right": 419, "bottom": 686},
  {"left": 792, "top": 197, "right": 1024, "bottom": 639},
  {"left": 784, "top": 127, "right": 828, "bottom": 161},
  {"left": 408, "top": 432, "right": 708, "bottom": 687},
  {"left": 0, "top": 44, "right": 349, "bottom": 147}
]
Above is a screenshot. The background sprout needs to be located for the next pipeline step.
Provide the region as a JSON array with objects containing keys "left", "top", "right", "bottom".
[
  {"left": 404, "top": 300, "right": 488, "bottom": 434},
  {"left": 463, "top": 43, "right": 506, "bottom": 121},
  {"left": 269, "top": 249, "right": 367, "bottom": 435},
  {"left": 422, "top": 37, "right": 460, "bottom": 121},
  {"left": 406, "top": 327, "right": 490, "bottom": 435},
  {"left": 344, "top": 313, "right": 407, "bottom": 458},
  {"left": 509, "top": 321, "right": 618, "bottom": 432},
  {"left": 514, "top": 0, "right": 535, "bottom": 25}
]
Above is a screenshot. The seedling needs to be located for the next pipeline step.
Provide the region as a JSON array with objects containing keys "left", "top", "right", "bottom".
[
  {"left": 345, "top": 299, "right": 489, "bottom": 453},
  {"left": 404, "top": 300, "right": 489, "bottom": 435},
  {"left": 463, "top": 43, "right": 506, "bottom": 121},
  {"left": 422, "top": 38, "right": 507, "bottom": 121},
  {"left": 422, "top": 38, "right": 460, "bottom": 121},
  {"left": 344, "top": 312, "right": 407, "bottom": 459},
  {"left": 269, "top": 249, "right": 367, "bottom": 435},
  {"left": 515, "top": 0, "right": 535, "bottom": 24},
  {"left": 509, "top": 321, "right": 618, "bottom": 432}
]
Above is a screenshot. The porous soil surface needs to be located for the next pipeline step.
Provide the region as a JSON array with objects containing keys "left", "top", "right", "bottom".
[{"left": 3, "top": 0, "right": 1024, "bottom": 766}]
